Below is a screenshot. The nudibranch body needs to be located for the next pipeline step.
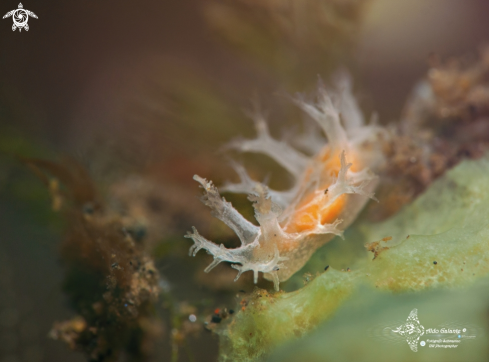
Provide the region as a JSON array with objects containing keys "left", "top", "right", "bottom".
[{"left": 185, "top": 76, "right": 386, "bottom": 290}]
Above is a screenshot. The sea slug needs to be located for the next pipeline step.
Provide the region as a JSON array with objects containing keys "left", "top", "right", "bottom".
[{"left": 185, "top": 75, "right": 386, "bottom": 290}]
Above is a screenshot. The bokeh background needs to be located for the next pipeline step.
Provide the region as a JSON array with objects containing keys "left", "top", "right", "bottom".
[{"left": 2, "top": 0, "right": 489, "bottom": 361}]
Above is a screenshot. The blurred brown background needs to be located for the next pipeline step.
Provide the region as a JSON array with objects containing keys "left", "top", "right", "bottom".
[{"left": 2, "top": 0, "right": 489, "bottom": 147}]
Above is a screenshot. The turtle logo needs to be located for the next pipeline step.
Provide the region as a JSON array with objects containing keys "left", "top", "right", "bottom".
[
  {"left": 3, "top": 3, "right": 37, "bottom": 32},
  {"left": 391, "top": 309, "right": 425, "bottom": 352}
]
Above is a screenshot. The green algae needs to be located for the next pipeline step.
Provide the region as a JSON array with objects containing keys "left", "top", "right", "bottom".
[
  {"left": 364, "top": 157, "right": 489, "bottom": 291},
  {"left": 219, "top": 270, "right": 356, "bottom": 362},
  {"left": 218, "top": 155, "right": 489, "bottom": 361},
  {"left": 268, "top": 280, "right": 489, "bottom": 362}
]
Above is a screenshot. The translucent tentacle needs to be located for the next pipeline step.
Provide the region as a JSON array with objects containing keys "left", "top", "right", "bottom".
[
  {"left": 219, "top": 161, "right": 258, "bottom": 195},
  {"left": 185, "top": 226, "right": 258, "bottom": 271},
  {"left": 187, "top": 223, "right": 287, "bottom": 290},
  {"left": 334, "top": 71, "right": 365, "bottom": 131},
  {"left": 220, "top": 161, "right": 297, "bottom": 208},
  {"left": 314, "top": 218, "right": 344, "bottom": 239},
  {"left": 322, "top": 151, "right": 378, "bottom": 211},
  {"left": 226, "top": 114, "right": 309, "bottom": 178},
  {"left": 269, "top": 271, "right": 280, "bottom": 292},
  {"left": 193, "top": 175, "right": 260, "bottom": 246},
  {"left": 294, "top": 84, "right": 349, "bottom": 152},
  {"left": 290, "top": 120, "right": 327, "bottom": 155}
]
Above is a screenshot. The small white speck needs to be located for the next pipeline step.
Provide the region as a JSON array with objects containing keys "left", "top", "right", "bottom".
[
  {"left": 158, "top": 278, "right": 171, "bottom": 293},
  {"left": 189, "top": 314, "right": 197, "bottom": 322}
]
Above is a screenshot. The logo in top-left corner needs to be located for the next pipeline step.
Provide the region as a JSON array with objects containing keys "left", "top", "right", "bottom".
[{"left": 3, "top": 3, "right": 37, "bottom": 32}]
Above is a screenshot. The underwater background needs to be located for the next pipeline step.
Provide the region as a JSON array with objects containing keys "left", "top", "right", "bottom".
[{"left": 2, "top": 0, "right": 489, "bottom": 361}]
